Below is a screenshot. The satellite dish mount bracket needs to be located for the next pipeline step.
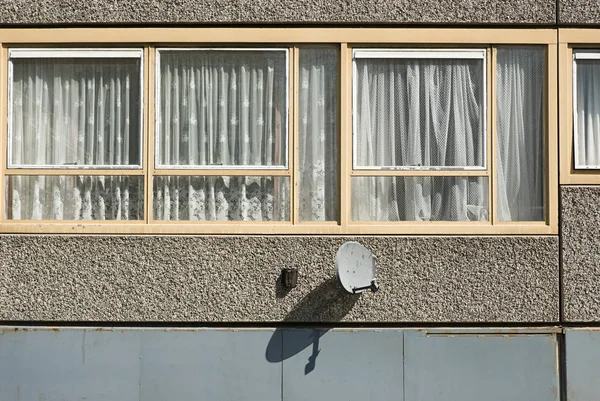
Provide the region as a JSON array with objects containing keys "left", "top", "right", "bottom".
[{"left": 352, "top": 279, "right": 379, "bottom": 294}]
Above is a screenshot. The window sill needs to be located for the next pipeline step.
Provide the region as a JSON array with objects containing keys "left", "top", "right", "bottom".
[{"left": 0, "top": 221, "right": 557, "bottom": 235}]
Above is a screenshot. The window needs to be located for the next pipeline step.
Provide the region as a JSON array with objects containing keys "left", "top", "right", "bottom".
[
  {"left": 0, "top": 28, "right": 557, "bottom": 234},
  {"left": 496, "top": 47, "right": 546, "bottom": 222},
  {"left": 351, "top": 47, "right": 546, "bottom": 223},
  {"left": 6, "top": 48, "right": 144, "bottom": 220},
  {"left": 573, "top": 50, "right": 600, "bottom": 169},
  {"left": 154, "top": 48, "right": 291, "bottom": 222},
  {"left": 351, "top": 49, "right": 488, "bottom": 222},
  {"left": 559, "top": 29, "right": 600, "bottom": 185}
]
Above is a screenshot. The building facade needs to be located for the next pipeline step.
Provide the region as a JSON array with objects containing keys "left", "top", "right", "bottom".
[{"left": 0, "top": 0, "right": 599, "bottom": 399}]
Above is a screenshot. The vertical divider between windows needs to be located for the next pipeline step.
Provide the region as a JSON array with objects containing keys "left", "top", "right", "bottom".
[
  {"left": 291, "top": 46, "right": 299, "bottom": 225},
  {"left": 490, "top": 47, "right": 497, "bottom": 226},
  {"left": 0, "top": 45, "right": 7, "bottom": 222},
  {"left": 339, "top": 43, "right": 351, "bottom": 232},
  {"left": 145, "top": 46, "right": 155, "bottom": 225},
  {"left": 559, "top": 42, "right": 573, "bottom": 184},
  {"left": 547, "top": 43, "right": 559, "bottom": 231}
]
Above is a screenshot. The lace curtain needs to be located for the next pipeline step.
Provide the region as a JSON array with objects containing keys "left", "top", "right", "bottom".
[
  {"left": 155, "top": 50, "right": 289, "bottom": 221},
  {"left": 351, "top": 57, "right": 488, "bottom": 221},
  {"left": 153, "top": 176, "right": 289, "bottom": 221},
  {"left": 298, "top": 48, "right": 338, "bottom": 221},
  {"left": 8, "top": 176, "right": 143, "bottom": 220},
  {"left": 8, "top": 58, "right": 141, "bottom": 220},
  {"left": 496, "top": 47, "right": 545, "bottom": 221},
  {"left": 575, "top": 58, "right": 600, "bottom": 168}
]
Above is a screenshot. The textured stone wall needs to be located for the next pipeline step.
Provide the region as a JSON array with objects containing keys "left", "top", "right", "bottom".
[
  {"left": 560, "top": 0, "right": 600, "bottom": 24},
  {"left": 0, "top": 0, "right": 556, "bottom": 25},
  {"left": 0, "top": 235, "right": 559, "bottom": 322},
  {"left": 562, "top": 186, "right": 600, "bottom": 322}
]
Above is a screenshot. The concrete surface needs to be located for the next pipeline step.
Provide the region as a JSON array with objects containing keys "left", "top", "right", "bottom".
[
  {"left": 0, "top": 0, "right": 556, "bottom": 24},
  {"left": 560, "top": 0, "right": 600, "bottom": 24},
  {"left": 562, "top": 186, "right": 600, "bottom": 322},
  {"left": 0, "top": 235, "right": 559, "bottom": 322}
]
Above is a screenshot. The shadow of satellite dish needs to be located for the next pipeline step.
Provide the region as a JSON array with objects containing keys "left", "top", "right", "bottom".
[{"left": 265, "top": 277, "right": 360, "bottom": 364}]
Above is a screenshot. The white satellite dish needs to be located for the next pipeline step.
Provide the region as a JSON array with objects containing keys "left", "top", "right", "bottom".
[{"left": 335, "top": 241, "right": 379, "bottom": 294}]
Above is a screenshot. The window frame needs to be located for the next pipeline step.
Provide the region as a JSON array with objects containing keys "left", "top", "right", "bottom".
[
  {"left": 0, "top": 28, "right": 557, "bottom": 234},
  {"left": 571, "top": 49, "right": 600, "bottom": 170},
  {"left": 561, "top": 34, "right": 600, "bottom": 182},
  {"left": 154, "top": 47, "right": 290, "bottom": 171},
  {"left": 7, "top": 47, "right": 145, "bottom": 170},
  {"left": 351, "top": 48, "right": 488, "bottom": 171}
]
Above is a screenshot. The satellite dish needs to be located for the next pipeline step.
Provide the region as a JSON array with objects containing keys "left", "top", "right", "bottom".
[{"left": 335, "top": 242, "right": 379, "bottom": 294}]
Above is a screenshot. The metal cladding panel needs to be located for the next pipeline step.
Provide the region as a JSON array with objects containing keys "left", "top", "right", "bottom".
[
  {"left": 0, "top": 327, "right": 281, "bottom": 401},
  {"left": 0, "top": 326, "right": 561, "bottom": 401},
  {"left": 281, "top": 328, "right": 404, "bottom": 401},
  {"left": 404, "top": 330, "right": 559, "bottom": 401},
  {"left": 0, "top": 328, "right": 141, "bottom": 400},
  {"left": 139, "top": 328, "right": 281, "bottom": 401},
  {"left": 565, "top": 329, "right": 600, "bottom": 401}
]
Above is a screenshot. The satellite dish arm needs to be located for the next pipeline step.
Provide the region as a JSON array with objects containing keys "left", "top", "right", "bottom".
[{"left": 352, "top": 279, "right": 379, "bottom": 294}]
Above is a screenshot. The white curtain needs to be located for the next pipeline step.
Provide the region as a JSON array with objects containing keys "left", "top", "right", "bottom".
[
  {"left": 158, "top": 51, "right": 286, "bottom": 167},
  {"left": 298, "top": 48, "right": 338, "bottom": 221},
  {"left": 352, "top": 176, "right": 488, "bottom": 222},
  {"left": 352, "top": 58, "right": 488, "bottom": 221},
  {"left": 153, "top": 176, "right": 289, "bottom": 221},
  {"left": 11, "top": 59, "right": 139, "bottom": 166},
  {"left": 8, "top": 176, "right": 143, "bottom": 220},
  {"left": 575, "top": 59, "right": 600, "bottom": 168},
  {"left": 496, "top": 47, "right": 545, "bottom": 221},
  {"left": 156, "top": 51, "right": 289, "bottom": 221},
  {"left": 9, "top": 59, "right": 141, "bottom": 220}
]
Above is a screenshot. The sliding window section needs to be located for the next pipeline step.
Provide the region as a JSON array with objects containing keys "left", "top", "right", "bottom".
[
  {"left": 153, "top": 48, "right": 292, "bottom": 222},
  {"left": 495, "top": 46, "right": 547, "bottom": 223},
  {"left": 297, "top": 46, "right": 340, "bottom": 223},
  {"left": 350, "top": 48, "right": 490, "bottom": 223},
  {"left": 572, "top": 50, "right": 600, "bottom": 170},
  {"left": 5, "top": 48, "right": 145, "bottom": 221}
]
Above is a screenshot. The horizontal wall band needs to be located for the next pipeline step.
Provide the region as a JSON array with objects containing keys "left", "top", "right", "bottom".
[
  {"left": 0, "top": 222, "right": 557, "bottom": 234},
  {"left": 0, "top": 28, "right": 558, "bottom": 44}
]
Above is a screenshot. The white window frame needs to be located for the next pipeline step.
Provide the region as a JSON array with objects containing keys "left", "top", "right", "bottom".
[
  {"left": 7, "top": 48, "right": 145, "bottom": 170},
  {"left": 155, "top": 48, "right": 290, "bottom": 170},
  {"left": 351, "top": 48, "right": 488, "bottom": 171},
  {"left": 572, "top": 49, "right": 600, "bottom": 169}
]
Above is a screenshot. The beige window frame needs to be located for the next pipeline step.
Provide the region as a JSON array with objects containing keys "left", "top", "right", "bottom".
[
  {"left": 559, "top": 29, "right": 600, "bottom": 184},
  {"left": 0, "top": 28, "right": 558, "bottom": 234}
]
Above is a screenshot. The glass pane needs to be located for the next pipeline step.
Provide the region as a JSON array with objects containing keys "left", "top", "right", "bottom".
[
  {"left": 299, "top": 47, "right": 339, "bottom": 222},
  {"left": 10, "top": 58, "right": 142, "bottom": 167},
  {"left": 5, "top": 175, "right": 143, "bottom": 220},
  {"left": 354, "top": 56, "right": 485, "bottom": 169},
  {"left": 575, "top": 57, "right": 600, "bottom": 168},
  {"left": 153, "top": 176, "right": 290, "bottom": 221},
  {"left": 351, "top": 176, "right": 488, "bottom": 222},
  {"left": 158, "top": 50, "right": 288, "bottom": 168},
  {"left": 496, "top": 47, "right": 545, "bottom": 222}
]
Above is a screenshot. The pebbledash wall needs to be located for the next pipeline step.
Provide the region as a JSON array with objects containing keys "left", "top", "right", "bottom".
[{"left": 0, "top": 0, "right": 595, "bottom": 325}]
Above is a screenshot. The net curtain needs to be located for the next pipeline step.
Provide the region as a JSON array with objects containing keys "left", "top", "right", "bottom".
[{"left": 9, "top": 59, "right": 142, "bottom": 220}]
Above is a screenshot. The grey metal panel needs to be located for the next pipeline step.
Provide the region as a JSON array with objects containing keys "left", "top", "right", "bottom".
[
  {"left": 0, "top": 327, "right": 281, "bottom": 401},
  {"left": 404, "top": 330, "right": 559, "bottom": 401},
  {"left": 0, "top": 326, "right": 562, "bottom": 401},
  {"left": 282, "top": 328, "right": 404, "bottom": 401},
  {"left": 565, "top": 329, "right": 600, "bottom": 400},
  {"left": 0, "top": 328, "right": 141, "bottom": 401},
  {"left": 139, "top": 328, "right": 281, "bottom": 401},
  {"left": 423, "top": 327, "right": 562, "bottom": 334}
]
